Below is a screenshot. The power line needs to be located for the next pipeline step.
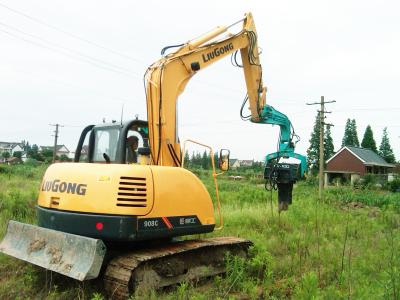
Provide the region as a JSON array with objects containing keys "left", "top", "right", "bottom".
[
  {"left": 0, "top": 2, "right": 143, "bottom": 64},
  {"left": 336, "top": 107, "right": 400, "bottom": 112},
  {"left": 8, "top": 68, "right": 134, "bottom": 103},
  {"left": 0, "top": 28, "right": 138, "bottom": 79},
  {"left": 0, "top": 21, "right": 139, "bottom": 76}
]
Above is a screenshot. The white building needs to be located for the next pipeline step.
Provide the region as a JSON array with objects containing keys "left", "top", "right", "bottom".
[{"left": 0, "top": 141, "right": 24, "bottom": 156}]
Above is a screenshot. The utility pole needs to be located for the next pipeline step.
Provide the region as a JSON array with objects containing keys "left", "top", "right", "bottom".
[
  {"left": 307, "top": 96, "right": 336, "bottom": 200},
  {"left": 50, "top": 124, "right": 63, "bottom": 163}
]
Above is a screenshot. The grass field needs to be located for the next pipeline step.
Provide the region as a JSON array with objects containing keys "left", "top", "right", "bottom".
[{"left": 0, "top": 164, "right": 400, "bottom": 299}]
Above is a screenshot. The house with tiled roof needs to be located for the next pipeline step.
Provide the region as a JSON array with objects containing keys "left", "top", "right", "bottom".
[
  {"left": 325, "top": 146, "right": 395, "bottom": 185},
  {"left": 239, "top": 159, "right": 254, "bottom": 167},
  {"left": 0, "top": 141, "right": 24, "bottom": 156},
  {"left": 229, "top": 159, "right": 240, "bottom": 169},
  {"left": 39, "top": 145, "right": 70, "bottom": 157}
]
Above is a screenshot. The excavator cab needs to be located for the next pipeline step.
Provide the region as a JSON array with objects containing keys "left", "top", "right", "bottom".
[{"left": 74, "top": 119, "right": 150, "bottom": 165}]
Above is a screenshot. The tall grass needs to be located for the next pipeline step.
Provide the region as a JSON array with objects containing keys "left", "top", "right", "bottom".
[
  {"left": 0, "top": 166, "right": 399, "bottom": 299},
  {"left": 0, "top": 164, "right": 46, "bottom": 238}
]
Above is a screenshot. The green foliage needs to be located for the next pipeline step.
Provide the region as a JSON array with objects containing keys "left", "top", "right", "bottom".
[
  {"left": 27, "top": 144, "right": 40, "bottom": 160},
  {"left": 201, "top": 150, "right": 210, "bottom": 170},
  {"left": 379, "top": 127, "right": 396, "bottom": 163},
  {"left": 351, "top": 119, "right": 360, "bottom": 147},
  {"left": 324, "top": 125, "right": 335, "bottom": 160},
  {"left": 24, "top": 158, "right": 42, "bottom": 167},
  {"left": 307, "top": 113, "right": 321, "bottom": 174},
  {"left": 183, "top": 150, "right": 190, "bottom": 166},
  {"left": 304, "top": 174, "right": 319, "bottom": 186},
  {"left": 387, "top": 177, "right": 400, "bottom": 193},
  {"left": 307, "top": 112, "right": 335, "bottom": 174},
  {"left": 176, "top": 281, "right": 191, "bottom": 300},
  {"left": 1, "top": 151, "right": 10, "bottom": 159},
  {"left": 359, "top": 173, "right": 379, "bottom": 189},
  {"left": 41, "top": 149, "right": 54, "bottom": 162},
  {"left": 361, "top": 125, "right": 377, "bottom": 153},
  {"left": 59, "top": 154, "right": 71, "bottom": 162},
  {"left": 91, "top": 292, "right": 105, "bottom": 300},
  {"left": 12, "top": 151, "right": 22, "bottom": 159},
  {"left": 293, "top": 271, "right": 319, "bottom": 300},
  {"left": 342, "top": 118, "right": 360, "bottom": 147}
]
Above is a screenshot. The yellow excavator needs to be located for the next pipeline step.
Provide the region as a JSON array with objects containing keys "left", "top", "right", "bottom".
[{"left": 0, "top": 13, "right": 268, "bottom": 298}]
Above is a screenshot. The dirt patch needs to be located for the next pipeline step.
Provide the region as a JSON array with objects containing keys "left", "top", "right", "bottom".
[
  {"left": 46, "top": 246, "right": 63, "bottom": 264},
  {"left": 63, "top": 264, "right": 73, "bottom": 273},
  {"left": 348, "top": 202, "right": 365, "bottom": 209},
  {"left": 368, "top": 207, "right": 381, "bottom": 218},
  {"left": 27, "top": 238, "right": 46, "bottom": 254}
]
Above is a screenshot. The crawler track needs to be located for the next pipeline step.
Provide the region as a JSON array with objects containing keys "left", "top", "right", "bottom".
[{"left": 103, "top": 237, "right": 252, "bottom": 299}]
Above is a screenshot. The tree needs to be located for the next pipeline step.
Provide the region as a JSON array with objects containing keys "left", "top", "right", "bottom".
[
  {"left": 13, "top": 151, "right": 22, "bottom": 159},
  {"left": 307, "top": 112, "right": 336, "bottom": 174},
  {"left": 307, "top": 113, "right": 321, "bottom": 174},
  {"left": 351, "top": 119, "right": 360, "bottom": 147},
  {"left": 378, "top": 127, "right": 396, "bottom": 163},
  {"left": 342, "top": 118, "right": 359, "bottom": 147},
  {"left": 190, "top": 151, "right": 202, "bottom": 168},
  {"left": 190, "top": 151, "right": 197, "bottom": 167},
  {"left": 20, "top": 140, "right": 30, "bottom": 152},
  {"left": 341, "top": 119, "right": 352, "bottom": 147},
  {"left": 183, "top": 150, "right": 190, "bottom": 167},
  {"left": 1, "top": 151, "right": 10, "bottom": 159},
  {"left": 324, "top": 125, "right": 335, "bottom": 160},
  {"left": 41, "top": 149, "right": 54, "bottom": 162},
  {"left": 201, "top": 150, "right": 210, "bottom": 169},
  {"left": 28, "top": 144, "right": 39, "bottom": 159},
  {"left": 361, "top": 125, "right": 377, "bottom": 153},
  {"left": 213, "top": 152, "right": 218, "bottom": 169}
]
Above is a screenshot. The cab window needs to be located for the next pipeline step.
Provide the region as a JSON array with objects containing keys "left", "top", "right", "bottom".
[{"left": 93, "top": 127, "right": 120, "bottom": 162}]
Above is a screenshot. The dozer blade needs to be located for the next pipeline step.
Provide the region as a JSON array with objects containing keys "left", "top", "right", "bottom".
[{"left": 0, "top": 220, "right": 106, "bottom": 281}]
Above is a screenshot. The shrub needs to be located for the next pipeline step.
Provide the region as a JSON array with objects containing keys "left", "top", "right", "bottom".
[
  {"left": 387, "top": 177, "right": 400, "bottom": 192},
  {"left": 303, "top": 174, "right": 318, "bottom": 186}
]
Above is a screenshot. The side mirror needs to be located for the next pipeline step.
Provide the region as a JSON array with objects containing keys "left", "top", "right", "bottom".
[{"left": 218, "top": 149, "right": 230, "bottom": 172}]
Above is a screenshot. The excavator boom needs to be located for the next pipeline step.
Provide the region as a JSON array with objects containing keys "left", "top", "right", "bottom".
[{"left": 145, "top": 12, "right": 266, "bottom": 167}]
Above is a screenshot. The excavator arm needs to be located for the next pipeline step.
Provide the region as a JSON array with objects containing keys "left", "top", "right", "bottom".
[
  {"left": 144, "top": 13, "right": 266, "bottom": 167},
  {"left": 257, "top": 104, "right": 307, "bottom": 178}
]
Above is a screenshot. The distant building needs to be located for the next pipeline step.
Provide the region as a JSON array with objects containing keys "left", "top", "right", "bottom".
[
  {"left": 0, "top": 141, "right": 24, "bottom": 156},
  {"left": 325, "top": 146, "right": 395, "bottom": 185},
  {"left": 239, "top": 159, "right": 254, "bottom": 167},
  {"left": 40, "top": 145, "right": 70, "bottom": 158},
  {"left": 0, "top": 156, "right": 22, "bottom": 165},
  {"left": 72, "top": 145, "right": 88, "bottom": 160},
  {"left": 229, "top": 159, "right": 241, "bottom": 169}
]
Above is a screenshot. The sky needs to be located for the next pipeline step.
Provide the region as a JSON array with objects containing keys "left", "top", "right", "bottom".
[{"left": 0, "top": 0, "right": 399, "bottom": 161}]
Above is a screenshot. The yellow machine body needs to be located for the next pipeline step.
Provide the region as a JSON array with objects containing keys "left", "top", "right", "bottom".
[
  {"left": 37, "top": 163, "right": 215, "bottom": 241},
  {"left": 38, "top": 163, "right": 214, "bottom": 222}
]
